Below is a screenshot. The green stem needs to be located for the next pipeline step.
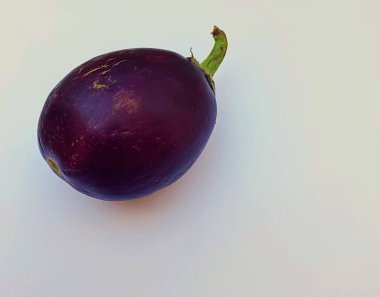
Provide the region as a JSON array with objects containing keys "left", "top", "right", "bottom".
[
  {"left": 187, "top": 26, "right": 228, "bottom": 92},
  {"left": 200, "top": 26, "right": 228, "bottom": 77}
]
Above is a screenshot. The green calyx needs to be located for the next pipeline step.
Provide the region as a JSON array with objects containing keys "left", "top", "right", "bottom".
[{"left": 188, "top": 26, "right": 228, "bottom": 92}]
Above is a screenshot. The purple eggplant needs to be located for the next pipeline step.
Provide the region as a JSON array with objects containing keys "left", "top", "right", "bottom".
[{"left": 37, "top": 26, "right": 228, "bottom": 200}]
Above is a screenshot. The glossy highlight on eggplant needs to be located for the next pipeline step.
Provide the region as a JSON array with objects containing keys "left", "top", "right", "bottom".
[{"left": 37, "top": 26, "right": 228, "bottom": 200}]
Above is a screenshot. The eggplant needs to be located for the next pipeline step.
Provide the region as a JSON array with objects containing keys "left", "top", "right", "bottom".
[{"left": 38, "top": 26, "right": 227, "bottom": 200}]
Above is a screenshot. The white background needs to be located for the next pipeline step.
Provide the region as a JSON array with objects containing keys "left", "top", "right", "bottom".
[{"left": 1, "top": 0, "right": 379, "bottom": 296}]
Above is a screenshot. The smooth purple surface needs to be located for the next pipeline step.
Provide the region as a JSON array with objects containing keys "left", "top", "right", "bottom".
[{"left": 38, "top": 49, "right": 217, "bottom": 200}]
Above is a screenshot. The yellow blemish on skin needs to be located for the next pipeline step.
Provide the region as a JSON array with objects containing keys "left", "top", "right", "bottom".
[
  {"left": 101, "top": 69, "right": 112, "bottom": 75},
  {"left": 106, "top": 58, "right": 117, "bottom": 63},
  {"left": 82, "top": 64, "right": 109, "bottom": 77},
  {"left": 113, "top": 90, "right": 139, "bottom": 113},
  {"left": 47, "top": 157, "right": 61, "bottom": 175},
  {"left": 92, "top": 80, "right": 108, "bottom": 89},
  {"left": 112, "top": 59, "right": 128, "bottom": 67}
]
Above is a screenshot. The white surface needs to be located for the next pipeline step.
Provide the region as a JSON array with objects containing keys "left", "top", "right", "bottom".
[{"left": 1, "top": 0, "right": 379, "bottom": 296}]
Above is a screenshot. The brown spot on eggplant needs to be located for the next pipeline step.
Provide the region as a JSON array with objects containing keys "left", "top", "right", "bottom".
[
  {"left": 112, "top": 59, "right": 128, "bottom": 67},
  {"left": 105, "top": 58, "right": 117, "bottom": 63},
  {"left": 47, "top": 157, "right": 61, "bottom": 176},
  {"left": 82, "top": 64, "right": 109, "bottom": 77},
  {"left": 92, "top": 80, "right": 108, "bottom": 89},
  {"left": 100, "top": 69, "right": 112, "bottom": 76},
  {"left": 113, "top": 90, "right": 139, "bottom": 113}
]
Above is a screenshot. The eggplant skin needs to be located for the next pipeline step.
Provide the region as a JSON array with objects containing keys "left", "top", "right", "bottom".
[{"left": 37, "top": 48, "right": 217, "bottom": 200}]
